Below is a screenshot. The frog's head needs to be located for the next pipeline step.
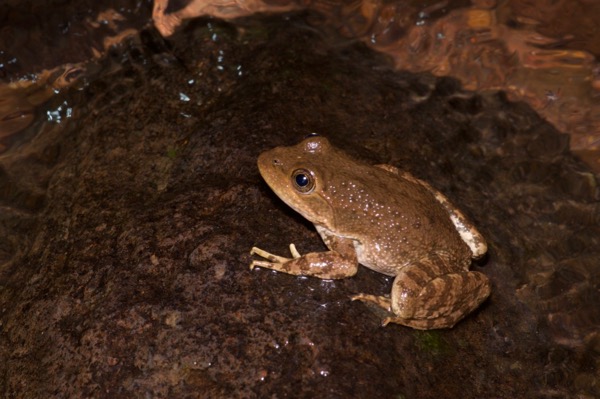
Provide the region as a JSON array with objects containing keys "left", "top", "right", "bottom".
[{"left": 257, "top": 134, "right": 339, "bottom": 227}]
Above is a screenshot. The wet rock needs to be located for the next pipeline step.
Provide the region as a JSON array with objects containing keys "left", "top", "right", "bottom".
[
  {"left": 0, "top": 0, "right": 153, "bottom": 80},
  {"left": 0, "top": 12, "right": 599, "bottom": 399},
  {"left": 559, "top": 169, "right": 600, "bottom": 201},
  {"left": 526, "top": 127, "right": 570, "bottom": 159}
]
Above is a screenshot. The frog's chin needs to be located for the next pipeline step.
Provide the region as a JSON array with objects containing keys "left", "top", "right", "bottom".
[{"left": 275, "top": 189, "right": 334, "bottom": 228}]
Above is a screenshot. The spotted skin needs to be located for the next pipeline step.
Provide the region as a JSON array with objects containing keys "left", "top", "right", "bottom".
[{"left": 377, "top": 164, "right": 487, "bottom": 259}]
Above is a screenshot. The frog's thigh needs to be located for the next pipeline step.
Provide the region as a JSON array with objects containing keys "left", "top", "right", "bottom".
[{"left": 390, "top": 256, "right": 491, "bottom": 329}]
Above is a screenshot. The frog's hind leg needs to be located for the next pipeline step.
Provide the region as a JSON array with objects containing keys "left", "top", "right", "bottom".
[
  {"left": 380, "top": 254, "right": 490, "bottom": 329},
  {"left": 351, "top": 293, "right": 392, "bottom": 313}
]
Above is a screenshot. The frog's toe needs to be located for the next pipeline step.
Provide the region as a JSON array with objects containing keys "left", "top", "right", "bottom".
[
  {"left": 351, "top": 293, "right": 392, "bottom": 312},
  {"left": 289, "top": 243, "right": 302, "bottom": 259},
  {"left": 250, "top": 247, "right": 291, "bottom": 264},
  {"left": 380, "top": 315, "right": 419, "bottom": 328},
  {"left": 381, "top": 316, "right": 454, "bottom": 330},
  {"left": 250, "top": 260, "right": 279, "bottom": 270}
]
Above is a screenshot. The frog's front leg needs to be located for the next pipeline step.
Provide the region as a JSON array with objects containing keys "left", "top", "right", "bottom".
[
  {"left": 250, "top": 235, "right": 358, "bottom": 280},
  {"left": 353, "top": 253, "right": 490, "bottom": 329}
]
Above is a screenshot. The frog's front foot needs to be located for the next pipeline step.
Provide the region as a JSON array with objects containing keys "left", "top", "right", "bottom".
[
  {"left": 249, "top": 244, "right": 301, "bottom": 270},
  {"left": 250, "top": 242, "right": 359, "bottom": 279}
]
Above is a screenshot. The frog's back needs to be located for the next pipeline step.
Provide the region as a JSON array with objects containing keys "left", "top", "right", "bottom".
[{"left": 326, "top": 164, "right": 471, "bottom": 275}]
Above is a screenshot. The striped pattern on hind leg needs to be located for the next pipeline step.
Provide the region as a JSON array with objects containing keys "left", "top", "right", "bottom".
[{"left": 389, "top": 255, "right": 491, "bottom": 329}]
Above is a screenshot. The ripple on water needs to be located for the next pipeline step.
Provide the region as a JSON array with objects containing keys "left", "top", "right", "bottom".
[{"left": 153, "top": 0, "right": 600, "bottom": 166}]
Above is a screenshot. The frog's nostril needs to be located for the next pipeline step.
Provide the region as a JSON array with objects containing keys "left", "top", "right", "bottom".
[{"left": 272, "top": 159, "right": 282, "bottom": 166}]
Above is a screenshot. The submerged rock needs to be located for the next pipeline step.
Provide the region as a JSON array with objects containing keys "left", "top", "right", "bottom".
[{"left": 0, "top": 13, "right": 598, "bottom": 399}]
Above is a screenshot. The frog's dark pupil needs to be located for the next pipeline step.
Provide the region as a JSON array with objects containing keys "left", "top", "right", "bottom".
[{"left": 295, "top": 173, "right": 309, "bottom": 187}]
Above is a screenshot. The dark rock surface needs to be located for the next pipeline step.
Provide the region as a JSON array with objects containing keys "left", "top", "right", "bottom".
[{"left": 1, "top": 13, "right": 599, "bottom": 398}]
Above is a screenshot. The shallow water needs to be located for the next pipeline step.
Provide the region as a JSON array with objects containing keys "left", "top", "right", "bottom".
[
  {"left": 0, "top": 0, "right": 152, "bottom": 150},
  {"left": 3, "top": 1, "right": 600, "bottom": 169},
  {"left": 361, "top": 0, "right": 600, "bottom": 168},
  {"left": 0, "top": 1, "right": 599, "bottom": 398},
  {"left": 151, "top": 0, "right": 600, "bottom": 169}
]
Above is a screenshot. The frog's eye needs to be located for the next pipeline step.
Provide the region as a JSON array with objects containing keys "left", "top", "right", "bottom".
[{"left": 291, "top": 169, "right": 315, "bottom": 193}]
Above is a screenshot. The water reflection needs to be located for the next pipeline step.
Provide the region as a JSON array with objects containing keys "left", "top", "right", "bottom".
[
  {"left": 2, "top": 0, "right": 600, "bottom": 161},
  {"left": 0, "top": 2, "right": 150, "bottom": 152},
  {"left": 152, "top": 0, "right": 600, "bottom": 160},
  {"left": 0, "top": 66, "right": 84, "bottom": 150},
  {"left": 362, "top": 1, "right": 600, "bottom": 152},
  {"left": 0, "top": 87, "right": 34, "bottom": 142}
]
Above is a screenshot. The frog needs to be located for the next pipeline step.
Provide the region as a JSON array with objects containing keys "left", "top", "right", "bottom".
[{"left": 250, "top": 134, "right": 491, "bottom": 329}]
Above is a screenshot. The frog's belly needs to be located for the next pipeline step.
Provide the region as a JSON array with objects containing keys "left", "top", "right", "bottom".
[
  {"left": 353, "top": 239, "right": 406, "bottom": 277},
  {"left": 353, "top": 233, "right": 474, "bottom": 277}
]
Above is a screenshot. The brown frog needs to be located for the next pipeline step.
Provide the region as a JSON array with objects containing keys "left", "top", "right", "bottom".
[{"left": 250, "top": 135, "right": 490, "bottom": 329}]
